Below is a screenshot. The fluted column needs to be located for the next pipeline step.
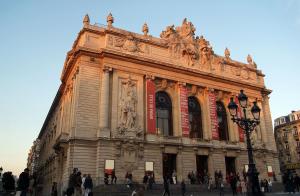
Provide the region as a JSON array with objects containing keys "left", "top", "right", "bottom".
[{"left": 98, "top": 66, "right": 112, "bottom": 137}]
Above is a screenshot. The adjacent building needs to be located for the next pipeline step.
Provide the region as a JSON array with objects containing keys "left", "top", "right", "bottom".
[
  {"left": 274, "top": 110, "right": 300, "bottom": 175},
  {"left": 29, "top": 14, "right": 280, "bottom": 195}
]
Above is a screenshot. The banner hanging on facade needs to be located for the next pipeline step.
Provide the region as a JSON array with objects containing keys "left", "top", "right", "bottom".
[
  {"left": 146, "top": 79, "right": 156, "bottom": 134},
  {"left": 235, "top": 96, "right": 245, "bottom": 142},
  {"left": 209, "top": 91, "right": 219, "bottom": 140},
  {"left": 180, "top": 85, "right": 189, "bottom": 137}
]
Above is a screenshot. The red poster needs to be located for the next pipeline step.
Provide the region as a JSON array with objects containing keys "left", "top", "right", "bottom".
[
  {"left": 235, "top": 96, "right": 245, "bottom": 142},
  {"left": 180, "top": 86, "right": 189, "bottom": 137},
  {"left": 209, "top": 92, "right": 219, "bottom": 140},
  {"left": 146, "top": 80, "right": 156, "bottom": 134}
]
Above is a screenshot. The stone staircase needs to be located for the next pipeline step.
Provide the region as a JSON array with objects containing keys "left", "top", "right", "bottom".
[
  {"left": 93, "top": 183, "right": 229, "bottom": 196},
  {"left": 93, "top": 182, "right": 284, "bottom": 196}
]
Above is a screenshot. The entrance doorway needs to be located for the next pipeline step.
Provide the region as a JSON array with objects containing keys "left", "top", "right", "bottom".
[
  {"left": 162, "top": 153, "right": 177, "bottom": 180},
  {"left": 196, "top": 155, "right": 208, "bottom": 184},
  {"left": 225, "top": 157, "right": 236, "bottom": 175}
]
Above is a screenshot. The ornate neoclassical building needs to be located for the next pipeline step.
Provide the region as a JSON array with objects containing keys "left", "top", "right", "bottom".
[{"left": 31, "top": 14, "right": 280, "bottom": 195}]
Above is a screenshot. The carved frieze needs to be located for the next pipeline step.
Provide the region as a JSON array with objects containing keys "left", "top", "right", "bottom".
[
  {"left": 107, "top": 34, "right": 149, "bottom": 54},
  {"left": 117, "top": 140, "right": 144, "bottom": 172}
]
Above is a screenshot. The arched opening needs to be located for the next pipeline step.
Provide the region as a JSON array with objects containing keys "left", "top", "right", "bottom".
[
  {"left": 188, "top": 96, "right": 203, "bottom": 139},
  {"left": 156, "top": 91, "right": 173, "bottom": 136},
  {"left": 216, "top": 101, "right": 229, "bottom": 141}
]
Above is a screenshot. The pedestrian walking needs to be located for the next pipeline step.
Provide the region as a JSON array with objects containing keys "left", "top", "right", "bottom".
[
  {"left": 81, "top": 174, "right": 86, "bottom": 195},
  {"left": 67, "top": 168, "right": 78, "bottom": 196},
  {"left": 181, "top": 179, "right": 186, "bottom": 196},
  {"left": 219, "top": 180, "right": 224, "bottom": 196},
  {"left": 2, "top": 171, "right": 15, "bottom": 194},
  {"left": 162, "top": 177, "right": 170, "bottom": 196},
  {"left": 74, "top": 171, "right": 82, "bottom": 196},
  {"left": 111, "top": 169, "right": 117, "bottom": 184},
  {"left": 268, "top": 178, "right": 272, "bottom": 192},
  {"left": 83, "top": 174, "right": 93, "bottom": 196},
  {"left": 295, "top": 174, "right": 300, "bottom": 192},
  {"left": 17, "top": 168, "right": 30, "bottom": 196},
  {"left": 148, "top": 173, "right": 154, "bottom": 190},
  {"left": 172, "top": 170, "right": 177, "bottom": 185},
  {"left": 241, "top": 179, "right": 247, "bottom": 196},
  {"left": 51, "top": 182, "right": 58, "bottom": 196}
]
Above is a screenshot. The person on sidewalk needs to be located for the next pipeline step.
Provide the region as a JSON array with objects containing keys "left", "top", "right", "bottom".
[
  {"left": 162, "top": 177, "right": 170, "bottom": 196},
  {"left": 17, "top": 168, "right": 30, "bottom": 196},
  {"left": 83, "top": 174, "right": 93, "bottom": 196},
  {"left": 219, "top": 180, "right": 224, "bottom": 196},
  {"left": 181, "top": 179, "right": 186, "bottom": 196},
  {"left": 268, "top": 178, "right": 272, "bottom": 192}
]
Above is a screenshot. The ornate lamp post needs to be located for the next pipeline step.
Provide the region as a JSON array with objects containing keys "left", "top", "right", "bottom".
[{"left": 228, "top": 90, "right": 262, "bottom": 196}]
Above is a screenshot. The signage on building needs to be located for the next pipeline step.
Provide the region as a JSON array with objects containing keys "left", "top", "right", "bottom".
[
  {"left": 146, "top": 79, "right": 156, "bottom": 134},
  {"left": 209, "top": 91, "right": 219, "bottom": 140},
  {"left": 180, "top": 85, "right": 189, "bottom": 136},
  {"left": 286, "top": 163, "right": 300, "bottom": 169},
  {"left": 235, "top": 96, "right": 245, "bottom": 142}
]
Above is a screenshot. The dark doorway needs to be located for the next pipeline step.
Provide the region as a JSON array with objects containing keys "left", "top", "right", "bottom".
[
  {"left": 225, "top": 157, "right": 236, "bottom": 175},
  {"left": 196, "top": 155, "right": 208, "bottom": 184},
  {"left": 162, "top": 153, "right": 177, "bottom": 180}
]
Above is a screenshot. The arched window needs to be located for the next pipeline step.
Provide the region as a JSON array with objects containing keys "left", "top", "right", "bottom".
[
  {"left": 216, "top": 101, "right": 229, "bottom": 141},
  {"left": 188, "top": 96, "right": 203, "bottom": 139},
  {"left": 156, "top": 91, "right": 173, "bottom": 136}
]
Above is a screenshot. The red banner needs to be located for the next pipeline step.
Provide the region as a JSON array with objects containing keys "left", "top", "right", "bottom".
[
  {"left": 146, "top": 80, "right": 156, "bottom": 134},
  {"left": 180, "top": 86, "right": 189, "bottom": 137},
  {"left": 209, "top": 92, "right": 219, "bottom": 140},
  {"left": 235, "top": 96, "right": 244, "bottom": 142}
]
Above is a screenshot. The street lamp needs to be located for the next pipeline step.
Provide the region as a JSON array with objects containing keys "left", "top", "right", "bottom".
[{"left": 228, "top": 90, "right": 262, "bottom": 196}]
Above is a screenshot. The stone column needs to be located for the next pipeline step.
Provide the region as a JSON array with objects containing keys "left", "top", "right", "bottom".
[
  {"left": 261, "top": 95, "right": 276, "bottom": 151},
  {"left": 98, "top": 66, "right": 112, "bottom": 137},
  {"left": 257, "top": 100, "right": 267, "bottom": 144}
]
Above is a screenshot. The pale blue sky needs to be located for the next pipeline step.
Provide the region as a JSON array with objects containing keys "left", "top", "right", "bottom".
[{"left": 0, "top": 0, "right": 299, "bottom": 175}]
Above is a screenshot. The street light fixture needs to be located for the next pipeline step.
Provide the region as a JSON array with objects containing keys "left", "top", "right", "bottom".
[{"left": 228, "top": 90, "right": 262, "bottom": 196}]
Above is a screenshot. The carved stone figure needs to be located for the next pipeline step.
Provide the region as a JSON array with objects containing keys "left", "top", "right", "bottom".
[
  {"left": 198, "top": 36, "right": 213, "bottom": 65},
  {"left": 107, "top": 13, "right": 114, "bottom": 27},
  {"left": 83, "top": 14, "right": 90, "bottom": 25},
  {"left": 142, "top": 23, "right": 149, "bottom": 36},
  {"left": 225, "top": 48, "right": 230, "bottom": 59},
  {"left": 247, "top": 54, "right": 253, "bottom": 64},
  {"left": 117, "top": 77, "right": 142, "bottom": 138},
  {"left": 160, "top": 19, "right": 199, "bottom": 66}
]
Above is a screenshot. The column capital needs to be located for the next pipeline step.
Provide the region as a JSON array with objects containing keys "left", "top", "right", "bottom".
[
  {"left": 145, "top": 74, "right": 155, "bottom": 80},
  {"left": 103, "top": 66, "right": 113, "bottom": 73},
  {"left": 177, "top": 81, "right": 186, "bottom": 87}
]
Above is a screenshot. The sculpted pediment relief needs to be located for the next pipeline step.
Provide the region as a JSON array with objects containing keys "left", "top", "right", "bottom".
[
  {"left": 160, "top": 18, "right": 215, "bottom": 67},
  {"left": 99, "top": 18, "right": 263, "bottom": 86}
]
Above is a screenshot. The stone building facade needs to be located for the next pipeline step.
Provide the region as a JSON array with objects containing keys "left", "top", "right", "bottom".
[
  {"left": 31, "top": 14, "right": 280, "bottom": 195},
  {"left": 274, "top": 110, "right": 300, "bottom": 175}
]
